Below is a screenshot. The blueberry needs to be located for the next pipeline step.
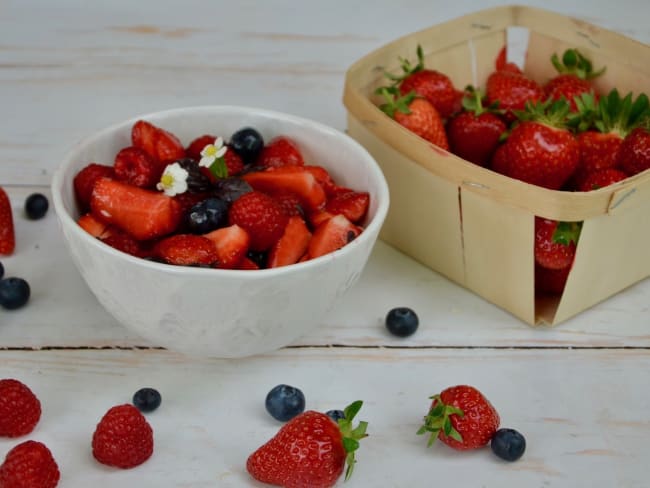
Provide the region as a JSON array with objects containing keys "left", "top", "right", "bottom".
[
  {"left": 0, "top": 277, "right": 30, "bottom": 310},
  {"left": 230, "top": 127, "right": 264, "bottom": 164},
  {"left": 132, "top": 387, "right": 162, "bottom": 413},
  {"left": 24, "top": 193, "right": 49, "bottom": 220},
  {"left": 385, "top": 307, "right": 419, "bottom": 337},
  {"left": 265, "top": 384, "right": 305, "bottom": 422},
  {"left": 0, "top": 262, "right": 4, "bottom": 280},
  {"left": 326, "top": 409, "right": 346, "bottom": 422},
  {"left": 491, "top": 428, "right": 526, "bottom": 462},
  {"left": 186, "top": 198, "right": 229, "bottom": 234},
  {"left": 213, "top": 177, "right": 252, "bottom": 204},
  {"left": 246, "top": 250, "right": 268, "bottom": 269}
]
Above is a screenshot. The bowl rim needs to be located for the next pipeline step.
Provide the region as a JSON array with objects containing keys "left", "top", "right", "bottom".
[{"left": 51, "top": 104, "right": 390, "bottom": 278}]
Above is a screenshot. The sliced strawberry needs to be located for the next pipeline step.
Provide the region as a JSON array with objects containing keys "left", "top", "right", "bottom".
[
  {"left": 307, "top": 214, "right": 361, "bottom": 259},
  {"left": 325, "top": 190, "right": 370, "bottom": 224},
  {"left": 101, "top": 229, "right": 146, "bottom": 258},
  {"left": 270, "top": 190, "right": 304, "bottom": 217},
  {"left": 114, "top": 146, "right": 161, "bottom": 188},
  {"left": 304, "top": 165, "right": 339, "bottom": 196},
  {"left": 73, "top": 163, "right": 114, "bottom": 211},
  {"left": 237, "top": 256, "right": 260, "bottom": 270},
  {"left": 268, "top": 216, "right": 312, "bottom": 268},
  {"left": 77, "top": 213, "right": 113, "bottom": 239},
  {"left": 243, "top": 166, "right": 326, "bottom": 211},
  {"left": 186, "top": 134, "right": 216, "bottom": 161},
  {"left": 0, "top": 187, "right": 15, "bottom": 256},
  {"left": 153, "top": 234, "right": 218, "bottom": 266},
  {"left": 203, "top": 224, "right": 250, "bottom": 269},
  {"left": 307, "top": 209, "right": 334, "bottom": 229},
  {"left": 90, "top": 178, "right": 181, "bottom": 240},
  {"left": 132, "top": 120, "right": 185, "bottom": 165},
  {"left": 257, "top": 136, "right": 305, "bottom": 168}
]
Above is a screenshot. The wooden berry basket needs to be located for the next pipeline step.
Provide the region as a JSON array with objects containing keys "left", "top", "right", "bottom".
[{"left": 343, "top": 5, "right": 650, "bottom": 326}]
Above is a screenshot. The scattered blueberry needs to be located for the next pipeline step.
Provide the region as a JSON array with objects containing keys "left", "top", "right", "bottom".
[
  {"left": 0, "top": 277, "right": 30, "bottom": 310},
  {"left": 214, "top": 177, "right": 253, "bottom": 204},
  {"left": 0, "top": 262, "right": 4, "bottom": 280},
  {"left": 265, "top": 384, "right": 305, "bottom": 422},
  {"left": 230, "top": 127, "right": 264, "bottom": 164},
  {"left": 385, "top": 307, "right": 419, "bottom": 337},
  {"left": 186, "top": 198, "right": 229, "bottom": 234},
  {"left": 132, "top": 387, "right": 162, "bottom": 413},
  {"left": 326, "top": 409, "right": 346, "bottom": 422},
  {"left": 491, "top": 428, "right": 526, "bottom": 462},
  {"left": 24, "top": 193, "right": 49, "bottom": 220}
]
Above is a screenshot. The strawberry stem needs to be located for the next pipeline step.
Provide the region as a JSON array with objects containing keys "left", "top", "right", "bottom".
[
  {"left": 338, "top": 400, "right": 368, "bottom": 481},
  {"left": 383, "top": 44, "right": 426, "bottom": 85},
  {"left": 376, "top": 87, "right": 416, "bottom": 119},
  {"left": 552, "top": 221, "right": 582, "bottom": 246},
  {"left": 416, "top": 394, "right": 464, "bottom": 447},
  {"left": 551, "top": 48, "right": 605, "bottom": 80}
]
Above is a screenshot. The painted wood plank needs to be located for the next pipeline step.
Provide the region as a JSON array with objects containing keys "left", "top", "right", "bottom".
[
  {"left": 1, "top": 185, "right": 649, "bottom": 350},
  {"left": 0, "top": 347, "right": 648, "bottom": 487}
]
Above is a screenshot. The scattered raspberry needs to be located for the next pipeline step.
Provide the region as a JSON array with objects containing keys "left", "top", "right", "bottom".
[
  {"left": 73, "top": 163, "right": 114, "bottom": 210},
  {"left": 114, "top": 146, "right": 160, "bottom": 188},
  {"left": 0, "top": 379, "right": 42, "bottom": 437},
  {"left": 92, "top": 404, "right": 154, "bottom": 469},
  {"left": 228, "top": 191, "right": 288, "bottom": 251},
  {"left": 0, "top": 440, "right": 60, "bottom": 488}
]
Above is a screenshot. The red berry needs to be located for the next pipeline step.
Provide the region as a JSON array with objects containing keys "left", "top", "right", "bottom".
[
  {"left": 114, "top": 146, "right": 161, "bottom": 188},
  {"left": 203, "top": 224, "right": 250, "bottom": 269},
  {"left": 0, "top": 440, "right": 60, "bottom": 488},
  {"left": 270, "top": 190, "right": 304, "bottom": 217},
  {"left": 268, "top": 216, "right": 312, "bottom": 267},
  {"left": 0, "top": 188, "right": 15, "bottom": 256},
  {"left": 307, "top": 214, "right": 361, "bottom": 259},
  {"left": 224, "top": 148, "right": 244, "bottom": 176},
  {"left": 0, "top": 379, "right": 41, "bottom": 438},
  {"left": 419, "top": 385, "right": 500, "bottom": 451},
  {"left": 92, "top": 404, "right": 153, "bottom": 469},
  {"left": 618, "top": 127, "right": 650, "bottom": 176},
  {"left": 101, "top": 229, "right": 146, "bottom": 258},
  {"left": 325, "top": 190, "right": 370, "bottom": 224},
  {"left": 257, "top": 136, "right": 305, "bottom": 168},
  {"left": 228, "top": 191, "right": 288, "bottom": 251},
  {"left": 577, "top": 168, "right": 628, "bottom": 192},
  {"left": 153, "top": 234, "right": 218, "bottom": 266},
  {"left": 534, "top": 218, "right": 578, "bottom": 270},
  {"left": 131, "top": 120, "right": 184, "bottom": 165},
  {"left": 185, "top": 134, "right": 216, "bottom": 161},
  {"left": 536, "top": 263, "right": 571, "bottom": 295},
  {"left": 243, "top": 166, "right": 327, "bottom": 212},
  {"left": 73, "top": 163, "right": 114, "bottom": 210}
]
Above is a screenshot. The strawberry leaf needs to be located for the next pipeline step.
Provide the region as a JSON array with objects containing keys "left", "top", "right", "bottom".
[
  {"left": 338, "top": 401, "right": 368, "bottom": 482},
  {"left": 209, "top": 157, "right": 228, "bottom": 179},
  {"left": 553, "top": 221, "right": 582, "bottom": 246}
]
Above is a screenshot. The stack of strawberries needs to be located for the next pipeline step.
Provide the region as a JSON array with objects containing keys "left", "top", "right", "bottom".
[
  {"left": 377, "top": 45, "right": 650, "bottom": 294},
  {"left": 73, "top": 121, "right": 371, "bottom": 270}
]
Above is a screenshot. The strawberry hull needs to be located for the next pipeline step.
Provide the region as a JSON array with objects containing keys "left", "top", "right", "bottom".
[{"left": 344, "top": 5, "right": 650, "bottom": 326}]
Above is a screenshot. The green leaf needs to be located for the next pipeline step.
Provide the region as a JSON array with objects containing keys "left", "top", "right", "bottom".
[
  {"left": 209, "top": 157, "right": 228, "bottom": 179},
  {"left": 343, "top": 400, "right": 363, "bottom": 422},
  {"left": 344, "top": 452, "right": 356, "bottom": 481},
  {"left": 443, "top": 417, "right": 453, "bottom": 436},
  {"left": 429, "top": 403, "right": 444, "bottom": 418},
  {"left": 342, "top": 437, "right": 360, "bottom": 453},
  {"left": 563, "top": 49, "right": 578, "bottom": 68},
  {"left": 351, "top": 421, "right": 368, "bottom": 438},
  {"left": 553, "top": 221, "right": 582, "bottom": 246},
  {"left": 448, "top": 426, "right": 463, "bottom": 443}
]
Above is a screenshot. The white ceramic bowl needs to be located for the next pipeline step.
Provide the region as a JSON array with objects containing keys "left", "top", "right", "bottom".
[{"left": 51, "top": 106, "right": 389, "bottom": 358}]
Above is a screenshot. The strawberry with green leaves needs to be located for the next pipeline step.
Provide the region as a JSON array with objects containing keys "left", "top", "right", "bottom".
[
  {"left": 535, "top": 218, "right": 581, "bottom": 270},
  {"left": 386, "top": 45, "right": 462, "bottom": 119},
  {"left": 417, "top": 385, "right": 499, "bottom": 450},
  {"left": 486, "top": 63, "right": 543, "bottom": 122},
  {"left": 544, "top": 49, "right": 605, "bottom": 111},
  {"left": 501, "top": 99, "right": 580, "bottom": 190},
  {"left": 377, "top": 86, "right": 449, "bottom": 150},
  {"left": 572, "top": 90, "right": 649, "bottom": 187},
  {"left": 618, "top": 126, "right": 650, "bottom": 176},
  {"left": 447, "top": 86, "right": 507, "bottom": 166},
  {"left": 247, "top": 400, "right": 368, "bottom": 488}
]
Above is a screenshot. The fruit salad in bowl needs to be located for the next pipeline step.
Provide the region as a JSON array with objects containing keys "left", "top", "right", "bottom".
[{"left": 51, "top": 106, "right": 389, "bottom": 357}]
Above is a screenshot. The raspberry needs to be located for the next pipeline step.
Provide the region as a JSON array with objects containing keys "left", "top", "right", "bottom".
[
  {"left": 92, "top": 404, "right": 154, "bottom": 469},
  {"left": 270, "top": 191, "right": 303, "bottom": 217},
  {"left": 114, "top": 146, "right": 160, "bottom": 188},
  {"left": 0, "top": 440, "right": 60, "bottom": 488},
  {"left": 228, "top": 191, "right": 288, "bottom": 251},
  {"left": 0, "top": 379, "right": 42, "bottom": 437},
  {"left": 224, "top": 148, "right": 244, "bottom": 176},
  {"left": 73, "top": 163, "right": 114, "bottom": 210}
]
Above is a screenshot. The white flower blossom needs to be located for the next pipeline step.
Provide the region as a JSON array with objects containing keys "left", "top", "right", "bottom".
[
  {"left": 199, "top": 137, "right": 227, "bottom": 169},
  {"left": 156, "top": 162, "right": 188, "bottom": 196}
]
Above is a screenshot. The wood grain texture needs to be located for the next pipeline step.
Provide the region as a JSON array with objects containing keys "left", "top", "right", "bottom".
[{"left": 1, "top": 348, "right": 649, "bottom": 487}]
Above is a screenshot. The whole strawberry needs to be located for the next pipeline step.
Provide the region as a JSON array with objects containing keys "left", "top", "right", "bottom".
[
  {"left": 247, "top": 400, "right": 368, "bottom": 488},
  {"left": 535, "top": 218, "right": 581, "bottom": 270},
  {"left": 486, "top": 67, "right": 543, "bottom": 121},
  {"left": 388, "top": 45, "right": 462, "bottom": 119},
  {"left": 228, "top": 190, "right": 288, "bottom": 251},
  {"left": 447, "top": 87, "right": 507, "bottom": 166},
  {"left": 618, "top": 126, "right": 650, "bottom": 176},
  {"left": 0, "top": 379, "right": 42, "bottom": 437},
  {"left": 0, "top": 188, "right": 15, "bottom": 256},
  {"left": 535, "top": 263, "right": 571, "bottom": 295},
  {"left": 544, "top": 49, "right": 605, "bottom": 111},
  {"left": 257, "top": 136, "right": 305, "bottom": 169},
  {"left": 378, "top": 87, "right": 449, "bottom": 150},
  {"left": 578, "top": 168, "right": 628, "bottom": 192},
  {"left": 501, "top": 100, "right": 579, "bottom": 189},
  {"left": 0, "top": 440, "right": 60, "bottom": 488},
  {"left": 92, "top": 404, "right": 154, "bottom": 469},
  {"left": 417, "top": 385, "right": 499, "bottom": 450}
]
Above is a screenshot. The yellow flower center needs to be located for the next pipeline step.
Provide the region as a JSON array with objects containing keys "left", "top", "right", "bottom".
[
  {"left": 204, "top": 145, "right": 217, "bottom": 157},
  {"left": 160, "top": 173, "right": 174, "bottom": 188}
]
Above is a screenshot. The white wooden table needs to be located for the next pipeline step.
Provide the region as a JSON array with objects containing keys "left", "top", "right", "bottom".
[{"left": 1, "top": 1, "right": 649, "bottom": 486}]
